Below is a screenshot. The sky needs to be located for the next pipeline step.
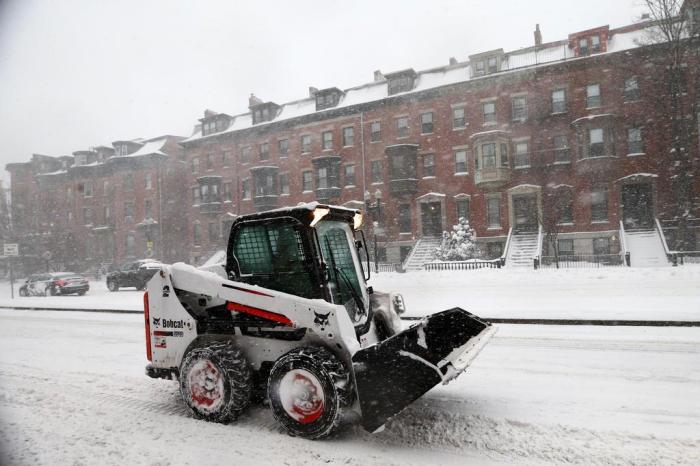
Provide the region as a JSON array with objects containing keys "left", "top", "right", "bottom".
[{"left": 0, "top": 0, "right": 645, "bottom": 183}]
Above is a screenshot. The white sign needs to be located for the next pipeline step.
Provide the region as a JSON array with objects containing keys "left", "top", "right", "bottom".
[{"left": 3, "top": 244, "right": 19, "bottom": 256}]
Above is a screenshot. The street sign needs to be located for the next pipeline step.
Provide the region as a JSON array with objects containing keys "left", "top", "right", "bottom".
[{"left": 3, "top": 243, "right": 19, "bottom": 256}]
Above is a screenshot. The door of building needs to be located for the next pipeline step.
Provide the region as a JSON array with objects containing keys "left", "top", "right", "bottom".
[
  {"left": 420, "top": 202, "right": 442, "bottom": 237},
  {"left": 512, "top": 194, "right": 538, "bottom": 233},
  {"left": 622, "top": 183, "right": 653, "bottom": 230}
]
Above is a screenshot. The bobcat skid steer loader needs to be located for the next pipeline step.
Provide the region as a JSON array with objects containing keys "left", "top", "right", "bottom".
[{"left": 144, "top": 203, "right": 495, "bottom": 439}]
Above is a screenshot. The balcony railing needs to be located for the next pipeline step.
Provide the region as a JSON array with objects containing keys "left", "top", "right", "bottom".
[{"left": 475, "top": 167, "right": 510, "bottom": 186}]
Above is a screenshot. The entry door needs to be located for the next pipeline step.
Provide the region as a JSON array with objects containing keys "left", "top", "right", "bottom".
[
  {"left": 421, "top": 202, "right": 442, "bottom": 237},
  {"left": 622, "top": 183, "right": 653, "bottom": 229},
  {"left": 513, "top": 194, "right": 538, "bottom": 233}
]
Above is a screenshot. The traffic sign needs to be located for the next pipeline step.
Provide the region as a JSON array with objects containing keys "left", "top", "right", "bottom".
[{"left": 3, "top": 243, "right": 19, "bottom": 256}]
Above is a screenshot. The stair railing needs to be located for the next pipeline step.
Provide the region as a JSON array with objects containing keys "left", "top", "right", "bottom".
[
  {"left": 401, "top": 237, "right": 424, "bottom": 272},
  {"left": 619, "top": 221, "right": 630, "bottom": 266},
  {"left": 499, "top": 227, "right": 513, "bottom": 267},
  {"left": 655, "top": 217, "right": 676, "bottom": 266},
  {"left": 532, "top": 223, "right": 544, "bottom": 269}
]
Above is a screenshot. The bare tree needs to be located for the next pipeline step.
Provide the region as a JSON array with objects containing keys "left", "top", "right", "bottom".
[{"left": 641, "top": 0, "right": 700, "bottom": 250}]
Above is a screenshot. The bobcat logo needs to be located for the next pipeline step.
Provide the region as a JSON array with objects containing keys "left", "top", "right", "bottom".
[
  {"left": 152, "top": 317, "right": 161, "bottom": 327},
  {"left": 162, "top": 285, "right": 170, "bottom": 298},
  {"left": 313, "top": 311, "right": 330, "bottom": 328}
]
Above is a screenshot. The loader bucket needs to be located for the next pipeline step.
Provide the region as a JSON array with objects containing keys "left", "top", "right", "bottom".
[{"left": 351, "top": 308, "right": 495, "bottom": 433}]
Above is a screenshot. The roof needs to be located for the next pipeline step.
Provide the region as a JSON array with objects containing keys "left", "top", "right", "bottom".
[{"left": 182, "top": 22, "right": 658, "bottom": 145}]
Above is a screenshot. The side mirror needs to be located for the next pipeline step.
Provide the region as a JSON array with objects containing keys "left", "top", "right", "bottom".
[{"left": 356, "top": 229, "right": 371, "bottom": 281}]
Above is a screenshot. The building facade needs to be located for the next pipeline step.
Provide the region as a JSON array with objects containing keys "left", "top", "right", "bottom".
[{"left": 180, "top": 19, "right": 700, "bottom": 265}]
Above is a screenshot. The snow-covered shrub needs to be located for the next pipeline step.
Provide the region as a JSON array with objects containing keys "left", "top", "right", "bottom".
[{"left": 434, "top": 217, "right": 480, "bottom": 261}]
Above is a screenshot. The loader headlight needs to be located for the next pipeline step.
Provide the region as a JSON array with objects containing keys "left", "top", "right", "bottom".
[
  {"left": 310, "top": 207, "right": 330, "bottom": 227},
  {"left": 353, "top": 212, "right": 363, "bottom": 230},
  {"left": 392, "top": 294, "right": 406, "bottom": 315}
]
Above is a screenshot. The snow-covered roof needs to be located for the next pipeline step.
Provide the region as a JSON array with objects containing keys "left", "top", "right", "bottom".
[
  {"left": 182, "top": 23, "right": 658, "bottom": 145},
  {"left": 616, "top": 173, "right": 659, "bottom": 182},
  {"left": 114, "top": 138, "right": 167, "bottom": 158}
]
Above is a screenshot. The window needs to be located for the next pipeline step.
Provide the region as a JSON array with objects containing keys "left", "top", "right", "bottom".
[
  {"left": 482, "top": 101, "right": 496, "bottom": 124},
  {"left": 511, "top": 96, "right": 527, "bottom": 121},
  {"left": 191, "top": 157, "right": 200, "bottom": 173},
  {"left": 83, "top": 181, "right": 93, "bottom": 197},
  {"left": 317, "top": 167, "right": 328, "bottom": 189},
  {"left": 388, "top": 75, "right": 414, "bottom": 94},
  {"left": 558, "top": 239, "right": 574, "bottom": 256},
  {"left": 278, "top": 139, "right": 289, "bottom": 157},
  {"left": 302, "top": 171, "right": 313, "bottom": 192},
  {"left": 552, "top": 89, "right": 567, "bottom": 113},
  {"left": 579, "top": 38, "right": 589, "bottom": 56},
  {"left": 514, "top": 141, "right": 530, "bottom": 168},
  {"left": 487, "top": 197, "right": 501, "bottom": 228},
  {"left": 624, "top": 77, "right": 640, "bottom": 101},
  {"left": 555, "top": 188, "right": 573, "bottom": 224},
  {"left": 389, "top": 152, "right": 417, "bottom": 180},
  {"left": 104, "top": 206, "right": 111, "bottom": 223},
  {"left": 420, "top": 112, "right": 434, "bottom": 134},
  {"left": 591, "top": 35, "right": 601, "bottom": 53},
  {"left": 192, "top": 187, "right": 201, "bottom": 205},
  {"left": 586, "top": 84, "right": 601, "bottom": 108},
  {"left": 223, "top": 182, "right": 232, "bottom": 201},
  {"left": 145, "top": 200, "right": 152, "bottom": 219},
  {"left": 398, "top": 204, "right": 411, "bottom": 233},
  {"left": 322, "top": 131, "right": 333, "bottom": 150},
  {"left": 254, "top": 174, "right": 275, "bottom": 197},
  {"left": 454, "top": 150, "right": 468, "bottom": 173},
  {"left": 120, "top": 145, "right": 128, "bottom": 156},
  {"left": 206, "top": 153, "right": 213, "bottom": 170},
  {"left": 145, "top": 173, "right": 153, "bottom": 190},
  {"left": 209, "top": 222, "right": 219, "bottom": 241},
  {"left": 342, "top": 127, "right": 354, "bottom": 146},
  {"left": 589, "top": 128, "right": 604, "bottom": 157},
  {"left": 487, "top": 56, "right": 498, "bottom": 73},
  {"left": 301, "top": 135, "right": 312, "bottom": 153},
  {"left": 481, "top": 143, "right": 496, "bottom": 168},
  {"left": 371, "top": 160, "right": 383, "bottom": 183},
  {"left": 593, "top": 237, "right": 611, "bottom": 255},
  {"left": 125, "top": 234, "right": 135, "bottom": 256},
  {"left": 83, "top": 207, "right": 92, "bottom": 225},
  {"left": 259, "top": 142, "right": 269, "bottom": 160},
  {"left": 240, "top": 146, "right": 251, "bottom": 163},
  {"left": 193, "top": 224, "right": 201, "bottom": 245},
  {"left": 553, "top": 135, "right": 570, "bottom": 163},
  {"left": 242, "top": 179, "right": 251, "bottom": 199},
  {"left": 591, "top": 188, "right": 608, "bottom": 222},
  {"left": 370, "top": 121, "right": 381, "bottom": 142},
  {"left": 124, "top": 202, "right": 134, "bottom": 220},
  {"left": 475, "top": 60, "right": 485, "bottom": 75},
  {"left": 125, "top": 174, "right": 135, "bottom": 191},
  {"left": 628, "top": 128, "right": 643, "bottom": 154},
  {"left": 396, "top": 117, "right": 409, "bottom": 138},
  {"left": 423, "top": 154, "right": 435, "bottom": 177},
  {"left": 456, "top": 198, "right": 470, "bottom": 221},
  {"left": 452, "top": 107, "right": 466, "bottom": 129},
  {"left": 279, "top": 174, "right": 289, "bottom": 195},
  {"left": 344, "top": 165, "right": 355, "bottom": 186},
  {"left": 222, "top": 151, "right": 231, "bottom": 166}
]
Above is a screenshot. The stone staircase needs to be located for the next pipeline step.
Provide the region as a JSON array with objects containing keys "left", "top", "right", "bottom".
[
  {"left": 625, "top": 229, "right": 669, "bottom": 267},
  {"left": 506, "top": 233, "right": 539, "bottom": 268},
  {"left": 403, "top": 237, "right": 443, "bottom": 271}
]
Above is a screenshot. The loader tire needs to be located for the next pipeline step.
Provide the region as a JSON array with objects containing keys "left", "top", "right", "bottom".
[
  {"left": 179, "top": 340, "right": 252, "bottom": 423},
  {"left": 267, "top": 346, "right": 352, "bottom": 440}
]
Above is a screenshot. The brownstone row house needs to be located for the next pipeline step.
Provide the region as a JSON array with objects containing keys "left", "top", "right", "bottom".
[
  {"left": 6, "top": 136, "right": 189, "bottom": 273},
  {"left": 6, "top": 6, "right": 700, "bottom": 272},
  {"left": 180, "top": 18, "right": 700, "bottom": 267}
]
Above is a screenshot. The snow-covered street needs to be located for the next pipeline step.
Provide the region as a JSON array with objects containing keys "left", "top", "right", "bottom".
[{"left": 1, "top": 309, "right": 699, "bottom": 465}]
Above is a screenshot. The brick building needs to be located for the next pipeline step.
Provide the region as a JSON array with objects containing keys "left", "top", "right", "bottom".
[
  {"left": 5, "top": 136, "right": 188, "bottom": 273},
  {"left": 180, "top": 18, "right": 700, "bottom": 266}
]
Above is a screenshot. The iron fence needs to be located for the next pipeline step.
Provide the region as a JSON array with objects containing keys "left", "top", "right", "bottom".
[
  {"left": 423, "top": 260, "right": 502, "bottom": 271},
  {"left": 539, "top": 254, "right": 624, "bottom": 269}
]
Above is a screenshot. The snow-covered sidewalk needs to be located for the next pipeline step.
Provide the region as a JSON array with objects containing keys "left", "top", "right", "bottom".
[{"left": 1, "top": 310, "right": 698, "bottom": 465}]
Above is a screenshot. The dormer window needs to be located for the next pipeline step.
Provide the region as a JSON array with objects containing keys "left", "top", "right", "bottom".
[
  {"left": 314, "top": 88, "right": 343, "bottom": 111},
  {"left": 74, "top": 154, "right": 87, "bottom": 166},
  {"left": 385, "top": 69, "right": 417, "bottom": 95},
  {"left": 475, "top": 61, "right": 485, "bottom": 76},
  {"left": 570, "top": 27, "right": 608, "bottom": 57},
  {"left": 469, "top": 49, "right": 504, "bottom": 78},
  {"left": 487, "top": 57, "right": 498, "bottom": 74},
  {"left": 591, "top": 35, "right": 601, "bottom": 53},
  {"left": 250, "top": 102, "right": 280, "bottom": 125},
  {"left": 120, "top": 145, "right": 128, "bottom": 156},
  {"left": 579, "top": 38, "right": 589, "bottom": 56}
]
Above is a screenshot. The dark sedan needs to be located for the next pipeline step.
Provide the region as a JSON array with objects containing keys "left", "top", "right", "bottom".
[{"left": 19, "top": 272, "right": 90, "bottom": 297}]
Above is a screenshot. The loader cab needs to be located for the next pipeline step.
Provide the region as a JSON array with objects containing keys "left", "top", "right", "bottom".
[{"left": 226, "top": 203, "right": 371, "bottom": 327}]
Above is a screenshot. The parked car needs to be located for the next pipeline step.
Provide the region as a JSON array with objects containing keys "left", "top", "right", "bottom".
[
  {"left": 18, "top": 272, "right": 90, "bottom": 297},
  {"left": 106, "top": 259, "right": 162, "bottom": 291}
]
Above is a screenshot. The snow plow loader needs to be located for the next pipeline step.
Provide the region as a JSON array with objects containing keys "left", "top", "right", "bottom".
[{"left": 144, "top": 203, "right": 495, "bottom": 439}]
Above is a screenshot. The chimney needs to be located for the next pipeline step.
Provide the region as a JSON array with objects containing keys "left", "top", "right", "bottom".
[
  {"left": 308, "top": 86, "right": 319, "bottom": 97},
  {"left": 449, "top": 57, "right": 458, "bottom": 66},
  {"left": 534, "top": 24, "right": 542, "bottom": 47},
  {"left": 373, "top": 70, "right": 384, "bottom": 82},
  {"left": 204, "top": 109, "right": 217, "bottom": 118},
  {"left": 248, "top": 93, "right": 263, "bottom": 108},
  {"left": 640, "top": 13, "right": 650, "bottom": 20}
]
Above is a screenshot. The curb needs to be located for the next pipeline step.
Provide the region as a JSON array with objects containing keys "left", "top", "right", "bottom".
[{"left": 2, "top": 305, "right": 699, "bottom": 327}]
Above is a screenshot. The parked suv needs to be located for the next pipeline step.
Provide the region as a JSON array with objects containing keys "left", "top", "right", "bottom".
[
  {"left": 19, "top": 272, "right": 90, "bottom": 296},
  {"left": 106, "top": 259, "right": 162, "bottom": 291}
]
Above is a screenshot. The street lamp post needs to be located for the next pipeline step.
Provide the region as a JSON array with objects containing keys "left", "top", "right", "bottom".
[{"left": 364, "top": 189, "right": 383, "bottom": 274}]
